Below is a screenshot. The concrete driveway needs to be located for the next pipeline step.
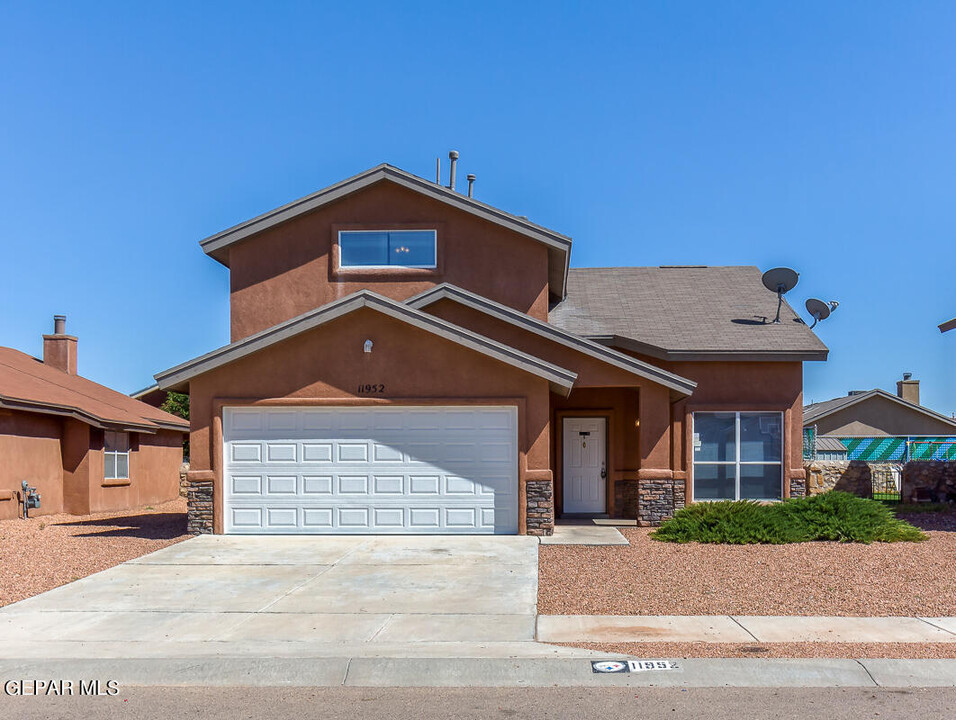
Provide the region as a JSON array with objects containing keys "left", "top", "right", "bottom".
[{"left": 0, "top": 534, "right": 588, "bottom": 660}]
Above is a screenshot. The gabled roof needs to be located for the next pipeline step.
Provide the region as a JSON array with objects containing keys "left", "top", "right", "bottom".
[
  {"left": 155, "top": 290, "right": 578, "bottom": 396},
  {"left": 0, "top": 347, "right": 188, "bottom": 433},
  {"left": 549, "top": 266, "right": 829, "bottom": 361},
  {"left": 198, "top": 164, "right": 573, "bottom": 300},
  {"left": 406, "top": 283, "right": 696, "bottom": 397},
  {"left": 803, "top": 389, "right": 956, "bottom": 430}
]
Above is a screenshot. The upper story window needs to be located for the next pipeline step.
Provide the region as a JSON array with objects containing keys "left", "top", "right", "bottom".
[
  {"left": 104, "top": 430, "right": 130, "bottom": 480},
  {"left": 339, "top": 230, "right": 437, "bottom": 269}
]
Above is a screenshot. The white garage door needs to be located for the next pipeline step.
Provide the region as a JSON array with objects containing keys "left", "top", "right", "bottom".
[{"left": 223, "top": 406, "right": 518, "bottom": 534}]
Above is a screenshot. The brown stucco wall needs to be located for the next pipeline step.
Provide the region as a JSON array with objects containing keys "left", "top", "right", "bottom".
[
  {"left": 812, "top": 394, "right": 956, "bottom": 437},
  {"left": 0, "top": 411, "right": 183, "bottom": 520},
  {"left": 86, "top": 430, "right": 184, "bottom": 514},
  {"left": 669, "top": 360, "right": 805, "bottom": 500},
  {"left": 618, "top": 353, "right": 805, "bottom": 502},
  {"left": 227, "top": 181, "right": 552, "bottom": 341},
  {"left": 0, "top": 410, "right": 64, "bottom": 520},
  {"left": 187, "top": 307, "right": 553, "bottom": 534}
]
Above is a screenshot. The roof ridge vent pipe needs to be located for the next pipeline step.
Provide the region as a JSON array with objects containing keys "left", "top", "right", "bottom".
[
  {"left": 53, "top": 314, "right": 66, "bottom": 335},
  {"left": 448, "top": 150, "right": 459, "bottom": 191},
  {"left": 435, "top": 157, "right": 441, "bottom": 184},
  {"left": 467, "top": 174, "right": 476, "bottom": 198}
]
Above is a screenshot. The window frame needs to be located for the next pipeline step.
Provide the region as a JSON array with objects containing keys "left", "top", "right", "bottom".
[
  {"left": 104, "top": 430, "right": 131, "bottom": 481},
  {"left": 337, "top": 229, "right": 438, "bottom": 270},
  {"left": 691, "top": 411, "right": 784, "bottom": 502}
]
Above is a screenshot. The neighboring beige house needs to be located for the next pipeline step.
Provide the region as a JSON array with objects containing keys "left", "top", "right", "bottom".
[{"left": 804, "top": 374, "right": 956, "bottom": 438}]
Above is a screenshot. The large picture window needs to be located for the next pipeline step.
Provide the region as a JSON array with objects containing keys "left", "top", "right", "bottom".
[
  {"left": 104, "top": 431, "right": 130, "bottom": 480},
  {"left": 339, "top": 230, "right": 437, "bottom": 268},
  {"left": 692, "top": 412, "right": 782, "bottom": 501}
]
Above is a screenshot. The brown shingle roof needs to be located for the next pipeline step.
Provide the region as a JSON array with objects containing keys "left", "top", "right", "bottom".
[
  {"left": 0, "top": 347, "right": 188, "bottom": 433},
  {"left": 548, "top": 266, "right": 829, "bottom": 360}
]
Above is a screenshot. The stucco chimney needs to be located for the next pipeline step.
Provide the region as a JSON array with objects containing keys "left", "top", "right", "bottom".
[
  {"left": 42, "top": 315, "right": 78, "bottom": 375},
  {"left": 897, "top": 373, "right": 919, "bottom": 406}
]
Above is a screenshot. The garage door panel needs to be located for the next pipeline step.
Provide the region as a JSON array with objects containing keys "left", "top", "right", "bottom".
[
  {"left": 303, "top": 475, "right": 333, "bottom": 494},
  {"left": 302, "top": 443, "right": 333, "bottom": 462},
  {"left": 230, "top": 443, "right": 262, "bottom": 463},
  {"left": 224, "top": 406, "right": 518, "bottom": 534},
  {"left": 373, "top": 475, "right": 404, "bottom": 494},
  {"left": 372, "top": 443, "right": 404, "bottom": 462},
  {"left": 232, "top": 475, "right": 263, "bottom": 495}
]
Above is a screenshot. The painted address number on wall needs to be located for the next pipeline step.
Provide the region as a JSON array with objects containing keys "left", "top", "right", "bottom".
[{"left": 357, "top": 384, "right": 386, "bottom": 394}]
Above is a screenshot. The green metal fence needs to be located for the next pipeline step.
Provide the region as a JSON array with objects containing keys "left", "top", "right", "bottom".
[
  {"left": 838, "top": 436, "right": 956, "bottom": 462},
  {"left": 802, "top": 426, "right": 816, "bottom": 462}
]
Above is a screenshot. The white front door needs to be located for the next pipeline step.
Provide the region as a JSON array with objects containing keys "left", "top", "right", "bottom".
[
  {"left": 562, "top": 417, "right": 607, "bottom": 514},
  {"left": 222, "top": 406, "right": 519, "bottom": 534}
]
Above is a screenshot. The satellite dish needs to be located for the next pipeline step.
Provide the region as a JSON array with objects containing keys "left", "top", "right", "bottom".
[
  {"left": 805, "top": 299, "right": 839, "bottom": 329},
  {"left": 761, "top": 267, "right": 799, "bottom": 324},
  {"left": 762, "top": 267, "right": 799, "bottom": 295}
]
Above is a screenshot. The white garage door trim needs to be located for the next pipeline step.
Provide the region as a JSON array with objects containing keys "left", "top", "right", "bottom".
[{"left": 222, "top": 405, "right": 519, "bottom": 535}]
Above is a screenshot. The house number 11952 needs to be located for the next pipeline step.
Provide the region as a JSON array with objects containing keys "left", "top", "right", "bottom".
[{"left": 357, "top": 384, "right": 385, "bottom": 394}]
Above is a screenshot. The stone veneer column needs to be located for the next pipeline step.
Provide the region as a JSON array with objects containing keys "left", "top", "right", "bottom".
[
  {"left": 186, "top": 475, "right": 214, "bottom": 534},
  {"left": 525, "top": 479, "right": 554, "bottom": 536}
]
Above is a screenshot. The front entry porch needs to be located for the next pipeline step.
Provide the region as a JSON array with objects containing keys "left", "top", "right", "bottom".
[{"left": 550, "top": 385, "right": 686, "bottom": 526}]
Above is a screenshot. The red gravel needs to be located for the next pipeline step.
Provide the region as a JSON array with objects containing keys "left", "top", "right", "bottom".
[
  {"left": 539, "top": 512, "right": 956, "bottom": 617},
  {"left": 0, "top": 498, "right": 189, "bottom": 607},
  {"left": 561, "top": 642, "right": 956, "bottom": 659}
]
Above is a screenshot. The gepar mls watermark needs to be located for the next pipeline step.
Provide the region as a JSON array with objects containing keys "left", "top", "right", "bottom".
[{"left": 4, "top": 679, "right": 119, "bottom": 696}]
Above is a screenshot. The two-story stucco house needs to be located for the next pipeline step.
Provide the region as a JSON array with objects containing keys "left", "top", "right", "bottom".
[{"left": 156, "top": 162, "right": 827, "bottom": 536}]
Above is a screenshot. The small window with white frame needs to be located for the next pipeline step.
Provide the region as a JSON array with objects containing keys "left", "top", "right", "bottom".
[
  {"left": 692, "top": 412, "right": 783, "bottom": 501},
  {"left": 104, "top": 431, "right": 130, "bottom": 480},
  {"left": 338, "top": 230, "right": 437, "bottom": 269}
]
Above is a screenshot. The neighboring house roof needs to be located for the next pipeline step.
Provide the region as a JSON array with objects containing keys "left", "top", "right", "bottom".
[
  {"left": 940, "top": 318, "right": 956, "bottom": 333},
  {"left": 406, "top": 283, "right": 696, "bottom": 397},
  {"left": 548, "top": 266, "right": 829, "bottom": 361},
  {"left": 815, "top": 436, "right": 848, "bottom": 452},
  {"left": 155, "top": 290, "right": 578, "bottom": 396},
  {"left": 0, "top": 347, "right": 189, "bottom": 433},
  {"left": 130, "top": 383, "right": 171, "bottom": 409},
  {"left": 197, "top": 164, "right": 573, "bottom": 300},
  {"left": 803, "top": 389, "right": 956, "bottom": 430}
]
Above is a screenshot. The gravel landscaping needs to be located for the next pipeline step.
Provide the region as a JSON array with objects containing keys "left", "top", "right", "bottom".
[
  {"left": 539, "top": 511, "right": 956, "bottom": 617},
  {"left": 561, "top": 641, "right": 956, "bottom": 659},
  {"left": 0, "top": 498, "right": 189, "bottom": 607}
]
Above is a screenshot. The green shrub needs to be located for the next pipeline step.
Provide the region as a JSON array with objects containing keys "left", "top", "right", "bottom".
[{"left": 651, "top": 492, "right": 927, "bottom": 544}]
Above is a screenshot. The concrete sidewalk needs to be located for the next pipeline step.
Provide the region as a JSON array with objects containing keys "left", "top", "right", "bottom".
[{"left": 537, "top": 615, "right": 956, "bottom": 644}]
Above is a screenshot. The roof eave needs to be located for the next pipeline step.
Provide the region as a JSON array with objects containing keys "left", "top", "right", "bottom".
[
  {"left": 0, "top": 396, "right": 164, "bottom": 434},
  {"left": 594, "top": 335, "right": 828, "bottom": 362},
  {"left": 155, "top": 290, "right": 577, "bottom": 395}
]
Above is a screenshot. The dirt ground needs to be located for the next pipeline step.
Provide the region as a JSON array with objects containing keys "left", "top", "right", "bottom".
[
  {"left": 559, "top": 641, "right": 956, "bottom": 659},
  {"left": 0, "top": 498, "right": 189, "bottom": 607},
  {"left": 539, "top": 510, "right": 956, "bottom": 617}
]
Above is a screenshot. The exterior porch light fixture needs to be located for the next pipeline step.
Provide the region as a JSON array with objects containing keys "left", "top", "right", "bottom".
[{"left": 364, "top": 339, "right": 373, "bottom": 353}]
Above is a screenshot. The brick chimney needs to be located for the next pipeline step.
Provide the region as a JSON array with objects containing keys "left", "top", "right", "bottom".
[
  {"left": 896, "top": 372, "right": 919, "bottom": 406},
  {"left": 42, "top": 315, "right": 78, "bottom": 375}
]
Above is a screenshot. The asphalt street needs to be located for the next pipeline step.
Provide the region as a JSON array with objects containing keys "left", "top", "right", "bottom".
[{"left": 1, "top": 686, "right": 955, "bottom": 719}]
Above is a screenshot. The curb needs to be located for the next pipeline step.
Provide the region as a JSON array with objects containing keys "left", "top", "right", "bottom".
[{"left": 1, "top": 657, "right": 955, "bottom": 688}]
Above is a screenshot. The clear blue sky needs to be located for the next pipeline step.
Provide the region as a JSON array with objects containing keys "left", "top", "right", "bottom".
[{"left": 1, "top": 1, "right": 953, "bottom": 416}]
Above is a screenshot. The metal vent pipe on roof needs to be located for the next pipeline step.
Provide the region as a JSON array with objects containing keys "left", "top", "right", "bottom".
[
  {"left": 53, "top": 315, "right": 66, "bottom": 335},
  {"left": 448, "top": 150, "right": 459, "bottom": 191},
  {"left": 467, "top": 174, "right": 476, "bottom": 198},
  {"left": 435, "top": 157, "right": 441, "bottom": 184}
]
